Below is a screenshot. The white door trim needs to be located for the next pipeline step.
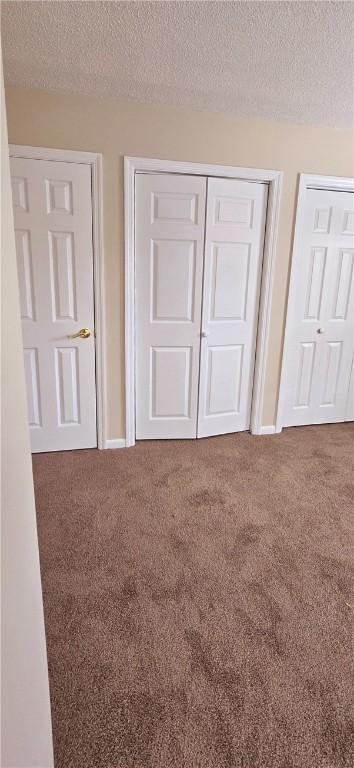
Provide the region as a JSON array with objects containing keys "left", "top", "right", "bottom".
[
  {"left": 124, "top": 156, "right": 283, "bottom": 446},
  {"left": 276, "top": 172, "right": 354, "bottom": 433},
  {"left": 9, "top": 144, "right": 107, "bottom": 449}
]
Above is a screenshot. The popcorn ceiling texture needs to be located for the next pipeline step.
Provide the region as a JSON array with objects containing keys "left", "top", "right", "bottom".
[{"left": 2, "top": 0, "right": 354, "bottom": 128}]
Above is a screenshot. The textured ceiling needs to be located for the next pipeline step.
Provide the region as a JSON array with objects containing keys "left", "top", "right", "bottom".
[{"left": 2, "top": 1, "right": 354, "bottom": 128}]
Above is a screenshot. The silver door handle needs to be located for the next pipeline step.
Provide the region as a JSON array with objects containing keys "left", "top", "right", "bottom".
[
  {"left": 201, "top": 331, "right": 210, "bottom": 338},
  {"left": 317, "top": 328, "right": 325, "bottom": 334}
]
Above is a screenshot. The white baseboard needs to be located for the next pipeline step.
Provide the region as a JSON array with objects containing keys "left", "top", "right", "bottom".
[
  {"left": 104, "top": 428, "right": 281, "bottom": 446},
  {"left": 103, "top": 438, "right": 126, "bottom": 449},
  {"left": 257, "top": 425, "right": 281, "bottom": 435}
]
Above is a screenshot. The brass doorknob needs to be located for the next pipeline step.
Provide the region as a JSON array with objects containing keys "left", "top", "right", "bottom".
[{"left": 68, "top": 328, "right": 92, "bottom": 339}]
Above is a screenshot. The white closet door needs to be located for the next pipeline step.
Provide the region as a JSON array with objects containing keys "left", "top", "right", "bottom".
[
  {"left": 197, "top": 178, "right": 267, "bottom": 437},
  {"left": 11, "top": 157, "right": 97, "bottom": 452},
  {"left": 135, "top": 173, "right": 207, "bottom": 439},
  {"left": 282, "top": 188, "right": 354, "bottom": 426}
]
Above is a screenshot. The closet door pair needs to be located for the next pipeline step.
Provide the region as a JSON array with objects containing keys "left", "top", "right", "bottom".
[{"left": 135, "top": 173, "right": 267, "bottom": 440}]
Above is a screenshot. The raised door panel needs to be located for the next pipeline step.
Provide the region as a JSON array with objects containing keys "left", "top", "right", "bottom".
[
  {"left": 24, "top": 348, "right": 42, "bottom": 427},
  {"left": 332, "top": 249, "right": 353, "bottom": 320},
  {"left": 152, "top": 191, "right": 198, "bottom": 224},
  {"left": 304, "top": 248, "right": 327, "bottom": 320},
  {"left": 151, "top": 347, "right": 191, "bottom": 418},
  {"left": 214, "top": 195, "right": 254, "bottom": 227},
  {"left": 205, "top": 345, "right": 243, "bottom": 417},
  {"left": 135, "top": 173, "right": 206, "bottom": 440},
  {"left": 210, "top": 243, "right": 250, "bottom": 322},
  {"left": 152, "top": 240, "right": 196, "bottom": 322},
  {"left": 345, "top": 356, "right": 354, "bottom": 420},
  {"left": 11, "top": 175, "right": 29, "bottom": 212},
  {"left": 46, "top": 179, "right": 73, "bottom": 215},
  {"left": 197, "top": 178, "right": 267, "bottom": 437},
  {"left": 55, "top": 347, "right": 80, "bottom": 425},
  {"left": 321, "top": 342, "right": 342, "bottom": 407},
  {"left": 15, "top": 229, "right": 35, "bottom": 321},
  {"left": 294, "top": 342, "right": 316, "bottom": 409},
  {"left": 313, "top": 206, "right": 333, "bottom": 234},
  {"left": 342, "top": 210, "right": 354, "bottom": 235},
  {"left": 49, "top": 231, "right": 77, "bottom": 321}
]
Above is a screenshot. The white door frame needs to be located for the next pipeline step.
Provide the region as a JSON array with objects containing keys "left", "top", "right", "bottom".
[
  {"left": 9, "top": 144, "right": 107, "bottom": 449},
  {"left": 124, "top": 156, "right": 283, "bottom": 447},
  {"left": 276, "top": 172, "right": 354, "bottom": 433}
]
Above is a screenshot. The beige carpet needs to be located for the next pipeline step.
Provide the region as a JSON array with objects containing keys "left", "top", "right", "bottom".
[{"left": 33, "top": 424, "right": 354, "bottom": 768}]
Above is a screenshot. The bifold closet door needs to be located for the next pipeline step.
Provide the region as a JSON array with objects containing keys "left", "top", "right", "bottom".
[
  {"left": 135, "top": 173, "right": 207, "bottom": 439},
  {"left": 281, "top": 188, "right": 354, "bottom": 426},
  {"left": 197, "top": 178, "right": 268, "bottom": 436}
]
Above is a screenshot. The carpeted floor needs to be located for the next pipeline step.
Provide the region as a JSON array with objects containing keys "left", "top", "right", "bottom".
[{"left": 33, "top": 424, "right": 354, "bottom": 768}]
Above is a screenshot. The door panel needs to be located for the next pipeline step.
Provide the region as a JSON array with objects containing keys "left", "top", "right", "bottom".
[
  {"left": 197, "top": 178, "right": 268, "bottom": 437},
  {"left": 295, "top": 343, "right": 316, "bottom": 408},
  {"left": 49, "top": 231, "right": 76, "bottom": 321},
  {"left": 55, "top": 347, "right": 80, "bottom": 425},
  {"left": 15, "top": 229, "right": 35, "bottom": 320},
  {"left": 305, "top": 247, "right": 326, "bottom": 320},
  {"left": 282, "top": 188, "right": 354, "bottom": 426},
  {"left": 321, "top": 342, "right": 342, "bottom": 406},
  {"left": 24, "top": 348, "right": 41, "bottom": 426},
  {"left": 205, "top": 345, "right": 243, "bottom": 416},
  {"left": 135, "top": 173, "right": 207, "bottom": 439},
  {"left": 333, "top": 249, "right": 353, "bottom": 319},
  {"left": 11, "top": 156, "right": 97, "bottom": 452},
  {"left": 151, "top": 346, "right": 192, "bottom": 418},
  {"left": 151, "top": 240, "right": 196, "bottom": 321},
  {"left": 346, "top": 356, "right": 354, "bottom": 420},
  {"left": 210, "top": 242, "right": 250, "bottom": 320}
]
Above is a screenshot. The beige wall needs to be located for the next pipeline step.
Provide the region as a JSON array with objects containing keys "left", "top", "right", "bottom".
[
  {"left": 1, "top": 76, "right": 53, "bottom": 766},
  {"left": 5, "top": 86, "right": 354, "bottom": 438}
]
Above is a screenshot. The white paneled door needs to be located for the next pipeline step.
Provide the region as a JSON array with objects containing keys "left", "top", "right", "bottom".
[
  {"left": 135, "top": 173, "right": 207, "bottom": 439},
  {"left": 197, "top": 178, "right": 267, "bottom": 437},
  {"left": 135, "top": 173, "right": 268, "bottom": 439},
  {"left": 281, "top": 188, "right": 354, "bottom": 426},
  {"left": 11, "top": 157, "right": 97, "bottom": 452}
]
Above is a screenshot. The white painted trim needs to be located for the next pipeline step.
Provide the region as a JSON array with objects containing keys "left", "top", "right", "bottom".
[
  {"left": 8, "top": 145, "right": 101, "bottom": 165},
  {"left": 90, "top": 154, "right": 106, "bottom": 450},
  {"left": 126, "top": 156, "right": 281, "bottom": 183},
  {"left": 9, "top": 144, "right": 107, "bottom": 449},
  {"left": 302, "top": 173, "right": 354, "bottom": 193},
  {"left": 250, "top": 169, "right": 283, "bottom": 435},
  {"left": 124, "top": 157, "right": 136, "bottom": 447},
  {"left": 124, "top": 156, "right": 283, "bottom": 446},
  {"left": 104, "top": 438, "right": 126, "bottom": 449},
  {"left": 276, "top": 172, "right": 354, "bottom": 433},
  {"left": 257, "top": 425, "right": 280, "bottom": 435}
]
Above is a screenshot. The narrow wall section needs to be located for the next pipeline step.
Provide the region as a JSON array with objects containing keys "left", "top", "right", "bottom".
[{"left": 1, "top": 65, "right": 54, "bottom": 768}]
